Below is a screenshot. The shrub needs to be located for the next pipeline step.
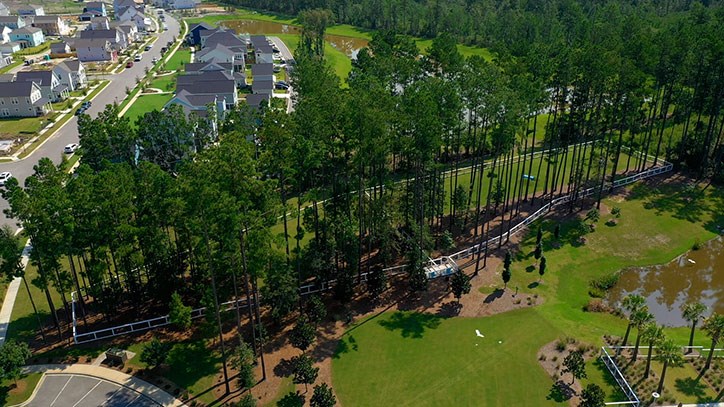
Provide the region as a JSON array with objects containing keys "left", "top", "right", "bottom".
[
  {"left": 584, "top": 299, "right": 611, "bottom": 313},
  {"left": 692, "top": 238, "right": 702, "bottom": 250},
  {"left": 611, "top": 207, "right": 621, "bottom": 217}
]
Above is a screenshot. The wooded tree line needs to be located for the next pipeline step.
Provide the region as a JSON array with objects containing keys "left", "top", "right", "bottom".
[{"left": 0, "top": 3, "right": 720, "bottom": 375}]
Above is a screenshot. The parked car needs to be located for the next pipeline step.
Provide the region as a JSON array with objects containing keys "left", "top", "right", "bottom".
[
  {"left": 0, "top": 172, "right": 13, "bottom": 187},
  {"left": 81, "top": 101, "right": 91, "bottom": 109},
  {"left": 144, "top": 45, "right": 152, "bottom": 51},
  {"left": 275, "top": 81, "right": 289, "bottom": 90},
  {"left": 152, "top": 57, "right": 158, "bottom": 64},
  {"left": 23, "top": 58, "right": 34, "bottom": 66},
  {"left": 75, "top": 107, "right": 85, "bottom": 115},
  {"left": 64, "top": 143, "right": 79, "bottom": 154},
  {"left": 126, "top": 61, "right": 134, "bottom": 68},
  {"left": 161, "top": 47, "right": 168, "bottom": 53},
  {"left": 134, "top": 54, "right": 142, "bottom": 62}
]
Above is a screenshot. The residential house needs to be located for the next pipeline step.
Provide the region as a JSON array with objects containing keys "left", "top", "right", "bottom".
[
  {"left": 0, "top": 2, "right": 8, "bottom": 16},
  {"left": 0, "top": 81, "right": 51, "bottom": 117},
  {"left": 251, "top": 63, "right": 275, "bottom": 83},
  {"left": 175, "top": 73, "right": 237, "bottom": 109},
  {"left": 114, "top": 21, "right": 138, "bottom": 42},
  {"left": 169, "top": 0, "right": 196, "bottom": 10},
  {"left": 164, "top": 89, "right": 226, "bottom": 119},
  {"left": 49, "top": 41, "right": 71, "bottom": 56},
  {"left": 254, "top": 43, "right": 274, "bottom": 64},
  {"left": 114, "top": 0, "right": 143, "bottom": 14},
  {"left": 0, "top": 15, "right": 25, "bottom": 30},
  {"left": 184, "top": 61, "right": 233, "bottom": 75},
  {"left": 74, "top": 38, "right": 116, "bottom": 61},
  {"left": 195, "top": 43, "right": 235, "bottom": 64},
  {"left": 187, "top": 22, "right": 212, "bottom": 46},
  {"left": 18, "top": 4, "right": 44, "bottom": 16},
  {"left": 0, "top": 51, "right": 11, "bottom": 68},
  {"left": 252, "top": 78, "right": 273, "bottom": 96},
  {"left": 0, "top": 73, "right": 13, "bottom": 81},
  {"left": 245, "top": 93, "right": 269, "bottom": 110},
  {"left": 202, "top": 30, "right": 246, "bottom": 69},
  {"left": 32, "top": 15, "right": 71, "bottom": 36},
  {"left": 83, "top": 1, "right": 108, "bottom": 16},
  {"left": 10, "top": 27, "right": 45, "bottom": 48},
  {"left": 17, "top": 70, "right": 68, "bottom": 102},
  {"left": 0, "top": 25, "right": 10, "bottom": 42},
  {"left": 90, "top": 16, "right": 110, "bottom": 30},
  {"left": 80, "top": 28, "right": 127, "bottom": 50},
  {"left": 0, "top": 41, "right": 20, "bottom": 54},
  {"left": 53, "top": 60, "right": 86, "bottom": 91},
  {"left": 116, "top": 6, "right": 149, "bottom": 31},
  {"left": 178, "top": 69, "right": 245, "bottom": 89},
  {"left": 79, "top": 10, "right": 104, "bottom": 21}
]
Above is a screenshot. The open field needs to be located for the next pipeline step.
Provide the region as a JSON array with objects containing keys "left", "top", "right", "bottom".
[
  {"left": 124, "top": 94, "right": 174, "bottom": 125},
  {"left": 332, "top": 181, "right": 723, "bottom": 406}
]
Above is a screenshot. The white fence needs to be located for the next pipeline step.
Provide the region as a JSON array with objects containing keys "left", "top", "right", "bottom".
[
  {"left": 600, "top": 346, "right": 640, "bottom": 406},
  {"left": 71, "top": 156, "right": 673, "bottom": 344}
]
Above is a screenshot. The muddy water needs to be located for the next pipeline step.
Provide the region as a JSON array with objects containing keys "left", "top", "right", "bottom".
[
  {"left": 608, "top": 236, "right": 723, "bottom": 327},
  {"left": 220, "top": 20, "right": 369, "bottom": 57}
]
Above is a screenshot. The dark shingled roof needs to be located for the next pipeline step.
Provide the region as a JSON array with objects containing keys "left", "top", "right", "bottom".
[
  {"left": 177, "top": 71, "right": 234, "bottom": 85},
  {"left": 0, "top": 81, "right": 37, "bottom": 97},
  {"left": 176, "top": 79, "right": 235, "bottom": 95},
  {"left": 252, "top": 79, "right": 273, "bottom": 92},
  {"left": 245, "top": 93, "right": 269, "bottom": 107},
  {"left": 251, "top": 63, "right": 273, "bottom": 76},
  {"left": 17, "top": 70, "right": 54, "bottom": 85}
]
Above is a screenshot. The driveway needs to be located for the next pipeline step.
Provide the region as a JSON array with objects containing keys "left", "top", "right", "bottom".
[{"left": 0, "top": 12, "right": 181, "bottom": 229}]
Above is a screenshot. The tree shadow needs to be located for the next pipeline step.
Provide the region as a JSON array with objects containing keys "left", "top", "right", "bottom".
[
  {"left": 377, "top": 312, "right": 442, "bottom": 339},
  {"left": 484, "top": 288, "right": 504, "bottom": 303},
  {"left": 546, "top": 380, "right": 575, "bottom": 402},
  {"left": 674, "top": 377, "right": 714, "bottom": 402},
  {"left": 273, "top": 357, "right": 294, "bottom": 378},
  {"left": 438, "top": 301, "right": 462, "bottom": 317},
  {"left": 528, "top": 282, "right": 539, "bottom": 289},
  {"left": 277, "top": 391, "right": 305, "bottom": 407},
  {"left": 331, "top": 335, "right": 359, "bottom": 360},
  {"left": 592, "top": 358, "right": 627, "bottom": 400},
  {"left": 163, "top": 340, "right": 220, "bottom": 390},
  {"left": 525, "top": 265, "right": 536, "bottom": 273}
]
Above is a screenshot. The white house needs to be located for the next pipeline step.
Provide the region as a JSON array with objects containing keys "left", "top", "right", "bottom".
[
  {"left": 90, "top": 16, "right": 110, "bottom": 30},
  {"left": 80, "top": 28, "right": 127, "bottom": 50},
  {"left": 0, "top": 81, "right": 51, "bottom": 117},
  {"left": 0, "top": 2, "right": 8, "bottom": 16},
  {"left": 0, "top": 51, "right": 11, "bottom": 68},
  {"left": 196, "top": 43, "right": 235, "bottom": 64},
  {"left": 0, "top": 25, "right": 10, "bottom": 42},
  {"left": 32, "top": 15, "right": 71, "bottom": 36},
  {"left": 49, "top": 41, "right": 71, "bottom": 56},
  {"left": 17, "top": 70, "right": 69, "bottom": 102},
  {"left": 255, "top": 43, "right": 274, "bottom": 64},
  {"left": 0, "top": 15, "right": 25, "bottom": 29},
  {"left": 0, "top": 41, "right": 20, "bottom": 54},
  {"left": 251, "top": 63, "right": 275, "bottom": 83},
  {"left": 114, "top": 21, "right": 138, "bottom": 42},
  {"left": 18, "top": 4, "right": 44, "bottom": 16},
  {"left": 75, "top": 38, "right": 116, "bottom": 61},
  {"left": 53, "top": 60, "right": 87, "bottom": 91}
]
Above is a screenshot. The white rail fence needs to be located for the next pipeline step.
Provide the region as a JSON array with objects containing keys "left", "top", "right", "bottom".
[
  {"left": 601, "top": 346, "right": 640, "bottom": 406},
  {"left": 71, "top": 157, "right": 673, "bottom": 344}
]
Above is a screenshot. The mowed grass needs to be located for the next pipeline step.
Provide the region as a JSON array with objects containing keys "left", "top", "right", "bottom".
[
  {"left": 124, "top": 94, "right": 173, "bottom": 125},
  {"left": 333, "top": 183, "right": 723, "bottom": 405},
  {"left": 165, "top": 49, "right": 191, "bottom": 72},
  {"left": 0, "top": 372, "right": 43, "bottom": 406},
  {"left": 273, "top": 34, "right": 352, "bottom": 82},
  {"left": 333, "top": 310, "right": 562, "bottom": 406}
]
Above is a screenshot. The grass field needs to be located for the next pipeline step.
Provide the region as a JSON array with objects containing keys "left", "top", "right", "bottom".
[
  {"left": 0, "top": 372, "right": 43, "bottom": 406},
  {"left": 332, "top": 183, "right": 723, "bottom": 406},
  {"left": 124, "top": 94, "right": 173, "bottom": 125},
  {"left": 164, "top": 49, "right": 192, "bottom": 72}
]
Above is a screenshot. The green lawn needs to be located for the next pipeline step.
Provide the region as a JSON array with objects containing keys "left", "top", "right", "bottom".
[
  {"left": 274, "top": 34, "right": 352, "bottom": 81},
  {"left": 165, "top": 49, "right": 192, "bottom": 72},
  {"left": 124, "top": 94, "right": 173, "bottom": 125},
  {"left": 332, "top": 182, "right": 723, "bottom": 406},
  {"left": 0, "top": 59, "right": 22, "bottom": 74},
  {"left": 149, "top": 74, "right": 176, "bottom": 91},
  {"left": 0, "top": 117, "right": 47, "bottom": 138},
  {"left": 0, "top": 372, "right": 43, "bottom": 406}
]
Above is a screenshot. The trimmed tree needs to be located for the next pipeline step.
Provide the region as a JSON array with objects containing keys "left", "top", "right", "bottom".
[
  {"left": 641, "top": 322, "right": 663, "bottom": 379},
  {"left": 562, "top": 350, "right": 586, "bottom": 384},
  {"left": 536, "top": 227, "right": 543, "bottom": 246},
  {"left": 367, "top": 265, "right": 388, "bottom": 301},
  {"left": 140, "top": 338, "right": 171, "bottom": 370},
  {"left": 291, "top": 354, "right": 319, "bottom": 392},
  {"left": 630, "top": 308, "right": 654, "bottom": 362},
  {"left": 305, "top": 295, "right": 327, "bottom": 326},
  {"left": 0, "top": 340, "right": 32, "bottom": 385},
  {"left": 534, "top": 243, "right": 542, "bottom": 260},
  {"left": 502, "top": 267, "right": 511, "bottom": 289},
  {"left": 703, "top": 313, "right": 724, "bottom": 370},
  {"left": 450, "top": 270, "right": 471, "bottom": 303},
  {"left": 538, "top": 256, "right": 547, "bottom": 281},
  {"left": 503, "top": 250, "right": 512, "bottom": 270},
  {"left": 620, "top": 294, "right": 646, "bottom": 348},
  {"left": 310, "top": 382, "right": 336, "bottom": 407},
  {"left": 168, "top": 292, "right": 192, "bottom": 330},
  {"left": 681, "top": 302, "right": 707, "bottom": 353},
  {"left": 580, "top": 383, "right": 605, "bottom": 407},
  {"left": 233, "top": 340, "right": 256, "bottom": 390},
  {"left": 290, "top": 317, "right": 316, "bottom": 354},
  {"left": 656, "top": 338, "right": 683, "bottom": 394}
]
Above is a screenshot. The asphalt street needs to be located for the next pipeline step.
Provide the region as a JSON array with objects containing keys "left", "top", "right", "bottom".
[{"left": 0, "top": 12, "right": 181, "bottom": 229}]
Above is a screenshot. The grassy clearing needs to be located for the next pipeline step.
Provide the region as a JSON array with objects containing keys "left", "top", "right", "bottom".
[
  {"left": 332, "top": 182, "right": 722, "bottom": 406},
  {"left": 0, "top": 59, "right": 22, "bottom": 74},
  {"left": 165, "top": 49, "right": 192, "bottom": 72},
  {"left": 273, "top": 34, "right": 352, "bottom": 82},
  {"left": 149, "top": 74, "right": 176, "bottom": 91},
  {"left": 124, "top": 94, "right": 173, "bottom": 125},
  {"left": 0, "top": 117, "right": 47, "bottom": 138},
  {"left": 13, "top": 43, "right": 50, "bottom": 56},
  {"left": 0, "top": 372, "right": 43, "bottom": 406}
]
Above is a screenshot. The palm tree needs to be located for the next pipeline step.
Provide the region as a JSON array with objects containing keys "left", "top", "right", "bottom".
[
  {"left": 641, "top": 322, "right": 663, "bottom": 379},
  {"left": 656, "top": 338, "right": 683, "bottom": 395},
  {"left": 682, "top": 302, "right": 707, "bottom": 354},
  {"left": 631, "top": 308, "right": 654, "bottom": 362},
  {"left": 620, "top": 294, "right": 646, "bottom": 349},
  {"left": 702, "top": 313, "right": 724, "bottom": 370}
]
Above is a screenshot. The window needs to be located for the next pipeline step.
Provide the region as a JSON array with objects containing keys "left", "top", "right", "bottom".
[{"left": 11, "top": 98, "right": 18, "bottom": 105}]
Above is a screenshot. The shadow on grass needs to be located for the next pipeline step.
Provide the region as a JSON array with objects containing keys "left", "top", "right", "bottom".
[
  {"left": 377, "top": 312, "right": 442, "bottom": 339},
  {"left": 546, "top": 380, "right": 575, "bottom": 402},
  {"left": 164, "top": 340, "right": 220, "bottom": 390},
  {"left": 6, "top": 311, "right": 52, "bottom": 344},
  {"left": 592, "top": 358, "right": 627, "bottom": 400},
  {"left": 674, "top": 377, "right": 715, "bottom": 403}
]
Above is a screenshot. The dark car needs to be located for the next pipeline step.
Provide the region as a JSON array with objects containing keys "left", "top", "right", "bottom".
[
  {"left": 126, "top": 61, "right": 134, "bottom": 68},
  {"left": 275, "top": 81, "right": 289, "bottom": 90},
  {"left": 160, "top": 47, "right": 168, "bottom": 53},
  {"left": 144, "top": 45, "right": 152, "bottom": 51},
  {"left": 81, "top": 101, "right": 91, "bottom": 109},
  {"left": 75, "top": 108, "right": 85, "bottom": 116}
]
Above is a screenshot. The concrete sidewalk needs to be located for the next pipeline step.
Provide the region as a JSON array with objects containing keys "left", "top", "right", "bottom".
[
  {"left": 0, "top": 236, "right": 31, "bottom": 346},
  {"left": 22, "top": 364, "right": 188, "bottom": 407}
]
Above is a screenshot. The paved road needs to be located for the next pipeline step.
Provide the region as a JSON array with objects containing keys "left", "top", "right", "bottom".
[
  {"left": 0, "top": 12, "right": 181, "bottom": 229},
  {"left": 269, "top": 36, "right": 295, "bottom": 113}
]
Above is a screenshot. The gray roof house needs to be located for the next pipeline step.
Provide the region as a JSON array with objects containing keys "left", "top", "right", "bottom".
[
  {"left": 0, "top": 15, "right": 25, "bottom": 29},
  {"left": 251, "top": 63, "right": 275, "bottom": 83},
  {"left": 74, "top": 38, "right": 116, "bottom": 61},
  {"left": 18, "top": 4, "right": 44, "bottom": 16},
  {"left": 53, "top": 60, "right": 87, "bottom": 91},
  {"left": 0, "top": 81, "right": 51, "bottom": 117},
  {"left": 165, "top": 89, "right": 226, "bottom": 119},
  {"left": 16, "top": 70, "right": 69, "bottom": 102},
  {"left": 245, "top": 93, "right": 269, "bottom": 109},
  {"left": 32, "top": 15, "right": 71, "bottom": 35},
  {"left": 50, "top": 41, "right": 71, "bottom": 55},
  {"left": 0, "top": 51, "right": 11, "bottom": 68},
  {"left": 196, "top": 43, "right": 235, "bottom": 63},
  {"left": 255, "top": 43, "right": 274, "bottom": 64},
  {"left": 175, "top": 78, "right": 237, "bottom": 109},
  {"left": 80, "top": 28, "right": 127, "bottom": 50},
  {"left": 184, "top": 61, "right": 233, "bottom": 74},
  {"left": 252, "top": 78, "right": 273, "bottom": 96},
  {"left": 178, "top": 69, "right": 245, "bottom": 89}
]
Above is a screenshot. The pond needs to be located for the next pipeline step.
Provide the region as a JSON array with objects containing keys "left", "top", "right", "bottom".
[
  {"left": 220, "top": 20, "right": 369, "bottom": 58},
  {"left": 608, "top": 236, "right": 723, "bottom": 327}
]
